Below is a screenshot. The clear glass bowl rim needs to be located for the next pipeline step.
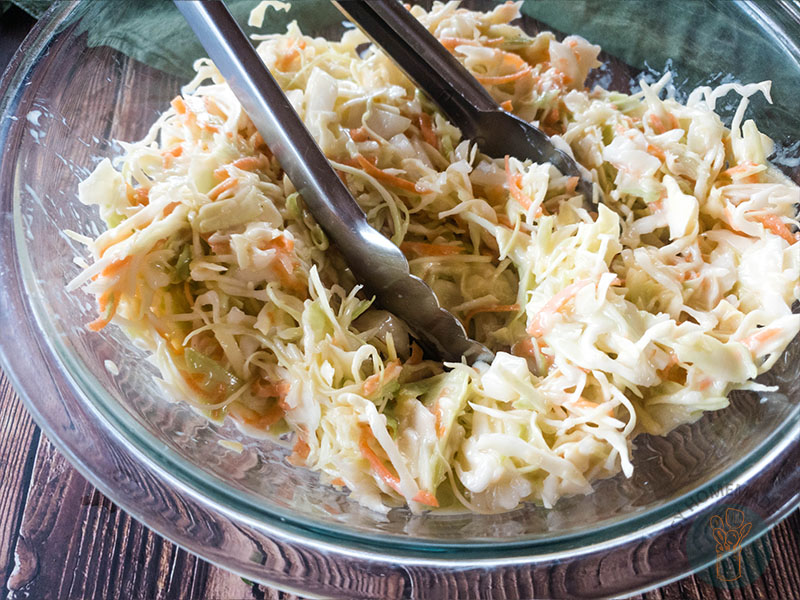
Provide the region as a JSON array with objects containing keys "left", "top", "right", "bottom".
[{"left": 0, "top": 0, "right": 798, "bottom": 587}]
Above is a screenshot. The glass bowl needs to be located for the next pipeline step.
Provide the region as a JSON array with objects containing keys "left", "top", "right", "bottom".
[{"left": 1, "top": 1, "right": 799, "bottom": 597}]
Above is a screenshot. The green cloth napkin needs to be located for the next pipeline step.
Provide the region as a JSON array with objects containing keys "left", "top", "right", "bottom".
[
  {"left": 9, "top": 0, "right": 343, "bottom": 79},
  {"left": 9, "top": 0, "right": 799, "bottom": 139}
]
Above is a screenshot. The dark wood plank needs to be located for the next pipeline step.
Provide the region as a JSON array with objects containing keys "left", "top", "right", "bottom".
[
  {"left": 1, "top": 8, "right": 799, "bottom": 600},
  {"left": 0, "top": 369, "right": 40, "bottom": 588}
]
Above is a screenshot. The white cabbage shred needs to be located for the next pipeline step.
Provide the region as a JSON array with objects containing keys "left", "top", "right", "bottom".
[{"left": 71, "top": 1, "right": 800, "bottom": 514}]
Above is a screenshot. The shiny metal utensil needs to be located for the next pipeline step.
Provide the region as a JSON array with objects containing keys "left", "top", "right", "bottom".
[
  {"left": 333, "top": 0, "right": 595, "bottom": 204},
  {"left": 174, "top": 0, "right": 492, "bottom": 364}
]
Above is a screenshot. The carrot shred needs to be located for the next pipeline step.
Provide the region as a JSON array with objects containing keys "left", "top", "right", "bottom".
[
  {"left": 418, "top": 113, "right": 438, "bottom": 149},
  {"left": 476, "top": 65, "right": 532, "bottom": 85},
  {"left": 293, "top": 438, "right": 310, "bottom": 459},
  {"left": 358, "top": 426, "right": 402, "bottom": 495},
  {"left": 413, "top": 489, "right": 439, "bottom": 508},
  {"left": 170, "top": 96, "right": 187, "bottom": 115},
  {"left": 288, "top": 437, "right": 310, "bottom": 466},
  {"left": 208, "top": 177, "right": 237, "bottom": 200},
  {"left": 97, "top": 226, "right": 137, "bottom": 258},
  {"left": 646, "top": 144, "right": 665, "bottom": 161},
  {"left": 362, "top": 360, "right": 402, "bottom": 396},
  {"left": 464, "top": 304, "right": 520, "bottom": 331},
  {"left": 433, "top": 402, "right": 444, "bottom": 437},
  {"left": 88, "top": 291, "right": 117, "bottom": 332},
  {"left": 349, "top": 127, "right": 370, "bottom": 142},
  {"left": 527, "top": 279, "right": 593, "bottom": 337},
  {"left": 275, "top": 46, "right": 299, "bottom": 71},
  {"left": 565, "top": 176, "right": 579, "bottom": 194},
  {"left": 126, "top": 184, "right": 149, "bottom": 206},
  {"left": 249, "top": 401, "right": 285, "bottom": 429},
  {"left": 741, "top": 327, "right": 781, "bottom": 352},
  {"left": 505, "top": 155, "right": 543, "bottom": 215},
  {"left": 753, "top": 214, "right": 799, "bottom": 245},
  {"left": 647, "top": 112, "right": 678, "bottom": 135},
  {"left": 262, "top": 235, "right": 295, "bottom": 253},
  {"left": 251, "top": 379, "right": 291, "bottom": 399},
  {"left": 331, "top": 477, "right": 345, "bottom": 487},
  {"left": 101, "top": 256, "right": 132, "bottom": 278},
  {"left": 500, "top": 99, "right": 513, "bottom": 112},
  {"left": 354, "top": 154, "right": 421, "bottom": 193},
  {"left": 723, "top": 161, "right": 759, "bottom": 177},
  {"left": 232, "top": 155, "right": 268, "bottom": 171},
  {"left": 399, "top": 241, "right": 463, "bottom": 258}
]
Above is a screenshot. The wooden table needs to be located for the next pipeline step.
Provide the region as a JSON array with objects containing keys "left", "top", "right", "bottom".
[{"left": 1, "top": 6, "right": 798, "bottom": 599}]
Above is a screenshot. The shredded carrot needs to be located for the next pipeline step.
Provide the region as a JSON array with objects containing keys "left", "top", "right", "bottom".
[
  {"left": 170, "top": 96, "right": 187, "bottom": 115},
  {"left": 262, "top": 235, "right": 295, "bottom": 253},
  {"left": 349, "top": 127, "right": 370, "bottom": 142},
  {"left": 505, "top": 155, "right": 543, "bottom": 215},
  {"left": 543, "top": 107, "right": 560, "bottom": 126},
  {"left": 247, "top": 401, "right": 285, "bottom": 429},
  {"left": 511, "top": 336, "right": 537, "bottom": 359},
  {"left": 183, "top": 280, "right": 193, "bottom": 306},
  {"left": 418, "top": 113, "right": 438, "bottom": 149},
  {"left": 433, "top": 402, "right": 444, "bottom": 438},
  {"left": 723, "top": 161, "right": 760, "bottom": 177},
  {"left": 476, "top": 50, "right": 532, "bottom": 86},
  {"left": 287, "top": 437, "right": 310, "bottom": 466},
  {"left": 648, "top": 112, "right": 679, "bottom": 135},
  {"left": 97, "top": 227, "right": 136, "bottom": 258},
  {"left": 214, "top": 155, "right": 269, "bottom": 179},
  {"left": 87, "top": 290, "right": 117, "bottom": 332},
  {"left": 527, "top": 279, "right": 593, "bottom": 337},
  {"left": 413, "top": 489, "right": 439, "bottom": 507},
  {"left": 275, "top": 46, "right": 299, "bottom": 71},
  {"left": 354, "top": 154, "right": 421, "bottom": 193},
  {"left": 293, "top": 438, "right": 310, "bottom": 459},
  {"left": 753, "top": 214, "right": 799, "bottom": 245},
  {"left": 362, "top": 360, "right": 402, "bottom": 396},
  {"left": 399, "top": 241, "right": 463, "bottom": 257},
  {"left": 463, "top": 304, "right": 520, "bottom": 331},
  {"left": 741, "top": 327, "right": 781, "bottom": 352},
  {"left": 476, "top": 65, "right": 532, "bottom": 85},
  {"left": 251, "top": 379, "right": 291, "bottom": 399},
  {"left": 697, "top": 378, "right": 714, "bottom": 391},
  {"left": 208, "top": 177, "right": 237, "bottom": 200},
  {"left": 232, "top": 155, "right": 268, "bottom": 171},
  {"left": 180, "top": 370, "right": 210, "bottom": 397},
  {"left": 646, "top": 144, "right": 665, "bottom": 161},
  {"left": 500, "top": 99, "right": 513, "bottom": 112},
  {"left": 101, "top": 256, "right": 132, "bottom": 278},
  {"left": 358, "top": 426, "right": 402, "bottom": 494},
  {"left": 408, "top": 342, "right": 423, "bottom": 365},
  {"left": 331, "top": 477, "right": 345, "bottom": 487},
  {"left": 126, "top": 184, "right": 149, "bottom": 206},
  {"left": 565, "top": 176, "right": 579, "bottom": 194}
]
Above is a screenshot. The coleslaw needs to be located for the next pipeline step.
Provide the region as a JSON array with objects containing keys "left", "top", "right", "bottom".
[{"left": 69, "top": 1, "right": 800, "bottom": 514}]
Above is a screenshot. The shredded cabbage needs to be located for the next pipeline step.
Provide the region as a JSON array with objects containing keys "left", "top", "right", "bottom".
[{"left": 70, "top": 1, "right": 800, "bottom": 514}]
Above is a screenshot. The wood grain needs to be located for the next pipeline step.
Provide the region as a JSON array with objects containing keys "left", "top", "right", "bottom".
[{"left": 1, "top": 7, "right": 799, "bottom": 600}]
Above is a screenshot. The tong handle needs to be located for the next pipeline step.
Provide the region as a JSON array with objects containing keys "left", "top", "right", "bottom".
[
  {"left": 333, "top": 0, "right": 498, "bottom": 134},
  {"left": 174, "top": 1, "right": 374, "bottom": 248}
]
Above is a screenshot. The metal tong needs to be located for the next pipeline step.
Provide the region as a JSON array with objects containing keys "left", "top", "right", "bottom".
[
  {"left": 333, "top": 0, "right": 595, "bottom": 202},
  {"left": 175, "top": 0, "right": 493, "bottom": 364}
]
